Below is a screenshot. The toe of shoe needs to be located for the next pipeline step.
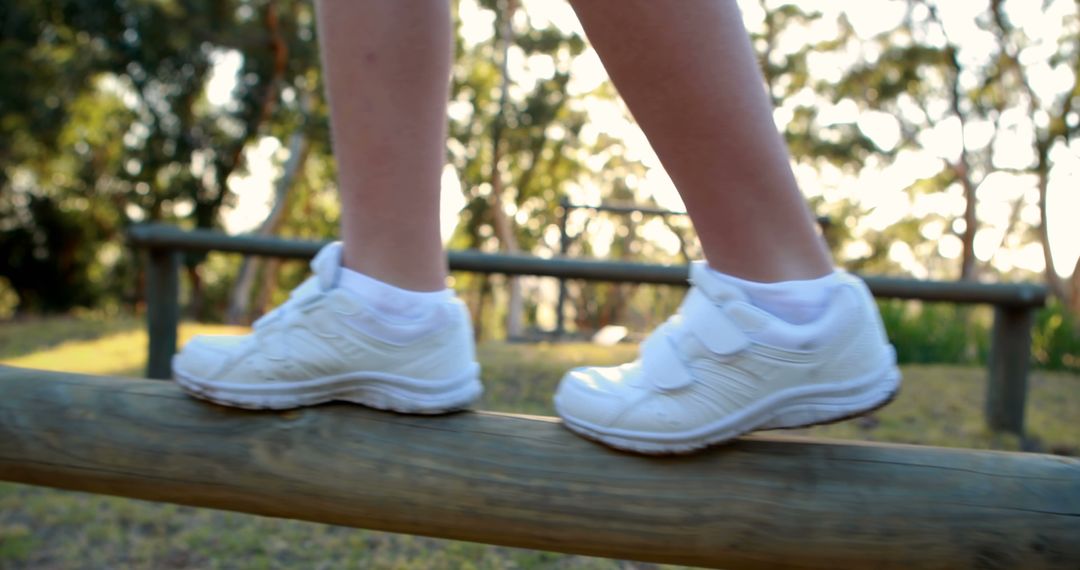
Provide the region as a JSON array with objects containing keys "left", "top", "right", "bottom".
[
  {"left": 172, "top": 335, "right": 246, "bottom": 380},
  {"left": 556, "top": 364, "right": 724, "bottom": 436},
  {"left": 554, "top": 366, "right": 640, "bottom": 426}
]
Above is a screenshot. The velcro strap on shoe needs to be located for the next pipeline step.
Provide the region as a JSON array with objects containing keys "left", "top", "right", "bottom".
[
  {"left": 253, "top": 277, "right": 322, "bottom": 330},
  {"left": 641, "top": 331, "right": 695, "bottom": 391},
  {"left": 688, "top": 261, "right": 750, "bottom": 304},
  {"left": 680, "top": 289, "right": 750, "bottom": 356},
  {"left": 311, "top": 241, "right": 344, "bottom": 291}
]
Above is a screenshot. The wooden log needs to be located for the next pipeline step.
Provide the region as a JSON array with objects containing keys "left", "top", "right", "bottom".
[{"left": 1, "top": 366, "right": 1077, "bottom": 570}]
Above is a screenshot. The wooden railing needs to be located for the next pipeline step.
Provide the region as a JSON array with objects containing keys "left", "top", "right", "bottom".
[{"left": 127, "top": 223, "right": 1047, "bottom": 434}]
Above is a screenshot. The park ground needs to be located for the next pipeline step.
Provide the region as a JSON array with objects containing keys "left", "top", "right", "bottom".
[{"left": 1, "top": 314, "right": 1078, "bottom": 569}]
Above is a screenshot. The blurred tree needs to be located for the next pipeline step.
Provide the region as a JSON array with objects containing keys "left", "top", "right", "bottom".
[
  {"left": 0, "top": 0, "right": 125, "bottom": 312},
  {"left": 755, "top": 0, "right": 1078, "bottom": 292},
  {"left": 0, "top": 0, "right": 322, "bottom": 315},
  {"left": 489, "top": 0, "right": 525, "bottom": 337},
  {"left": 3, "top": 0, "right": 1077, "bottom": 340},
  {"left": 447, "top": 0, "right": 591, "bottom": 338},
  {"left": 759, "top": 1, "right": 969, "bottom": 278},
  {"left": 984, "top": 0, "right": 1080, "bottom": 318}
]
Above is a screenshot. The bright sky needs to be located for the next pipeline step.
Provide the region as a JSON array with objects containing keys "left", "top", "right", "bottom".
[{"left": 218, "top": 0, "right": 1079, "bottom": 280}]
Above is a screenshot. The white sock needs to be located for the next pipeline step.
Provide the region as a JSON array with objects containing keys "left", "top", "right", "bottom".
[
  {"left": 337, "top": 267, "right": 452, "bottom": 322},
  {"left": 705, "top": 266, "right": 839, "bottom": 325}
]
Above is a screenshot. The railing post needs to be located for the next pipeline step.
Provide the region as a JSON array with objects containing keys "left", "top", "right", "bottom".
[
  {"left": 555, "top": 198, "right": 570, "bottom": 338},
  {"left": 986, "top": 305, "right": 1034, "bottom": 435},
  {"left": 146, "top": 247, "right": 180, "bottom": 380}
]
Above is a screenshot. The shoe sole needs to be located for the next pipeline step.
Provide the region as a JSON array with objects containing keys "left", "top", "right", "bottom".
[
  {"left": 173, "top": 364, "right": 483, "bottom": 415},
  {"left": 556, "top": 360, "right": 901, "bottom": 455}
]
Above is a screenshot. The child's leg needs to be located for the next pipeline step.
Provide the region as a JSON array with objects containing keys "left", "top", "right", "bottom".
[
  {"left": 571, "top": 0, "right": 830, "bottom": 283},
  {"left": 555, "top": 1, "right": 899, "bottom": 453},
  {"left": 317, "top": 0, "right": 451, "bottom": 291},
  {"left": 171, "top": 1, "right": 482, "bottom": 413}
]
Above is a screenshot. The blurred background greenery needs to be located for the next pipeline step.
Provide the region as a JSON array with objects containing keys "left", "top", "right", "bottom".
[
  {"left": 2, "top": 0, "right": 1079, "bottom": 369},
  {"left": 1, "top": 1, "right": 1079, "bottom": 567}
]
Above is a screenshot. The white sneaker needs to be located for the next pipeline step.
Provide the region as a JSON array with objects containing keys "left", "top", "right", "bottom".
[
  {"left": 554, "top": 263, "right": 900, "bottom": 454},
  {"left": 172, "top": 243, "right": 483, "bottom": 413}
]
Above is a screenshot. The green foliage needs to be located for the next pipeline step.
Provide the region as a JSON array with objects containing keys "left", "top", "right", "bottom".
[
  {"left": 877, "top": 298, "right": 1080, "bottom": 374},
  {"left": 0, "top": 182, "right": 94, "bottom": 319},
  {"left": 3, "top": 0, "right": 1077, "bottom": 340},
  {"left": 1, "top": 0, "right": 323, "bottom": 315},
  {"left": 878, "top": 300, "right": 991, "bottom": 365},
  {"left": 1032, "top": 300, "right": 1080, "bottom": 373},
  {"left": 0, "top": 278, "right": 18, "bottom": 319},
  {"left": 449, "top": 4, "right": 590, "bottom": 254}
]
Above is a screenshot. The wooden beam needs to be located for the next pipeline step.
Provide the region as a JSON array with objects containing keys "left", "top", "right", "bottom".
[{"left": 1, "top": 366, "right": 1077, "bottom": 569}]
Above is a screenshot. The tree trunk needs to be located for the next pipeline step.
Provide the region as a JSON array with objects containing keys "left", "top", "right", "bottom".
[
  {"left": 1069, "top": 256, "right": 1080, "bottom": 321},
  {"left": 252, "top": 257, "right": 282, "bottom": 320},
  {"left": 490, "top": 0, "right": 524, "bottom": 339},
  {"left": 1035, "top": 144, "right": 1068, "bottom": 303},
  {"left": 186, "top": 265, "right": 203, "bottom": 321},
  {"left": 987, "top": 0, "right": 1075, "bottom": 315},
  {"left": 490, "top": 192, "right": 524, "bottom": 337},
  {"left": 958, "top": 168, "right": 978, "bottom": 282},
  {"left": 474, "top": 277, "right": 491, "bottom": 341},
  {"left": 225, "top": 131, "right": 310, "bottom": 324},
  {"left": 947, "top": 44, "right": 977, "bottom": 283}
]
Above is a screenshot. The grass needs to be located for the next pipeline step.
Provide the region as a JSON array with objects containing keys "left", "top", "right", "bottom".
[
  {"left": 0, "top": 313, "right": 142, "bottom": 360},
  {"left": 1, "top": 317, "right": 247, "bottom": 377},
  {"left": 1, "top": 315, "right": 1078, "bottom": 569}
]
